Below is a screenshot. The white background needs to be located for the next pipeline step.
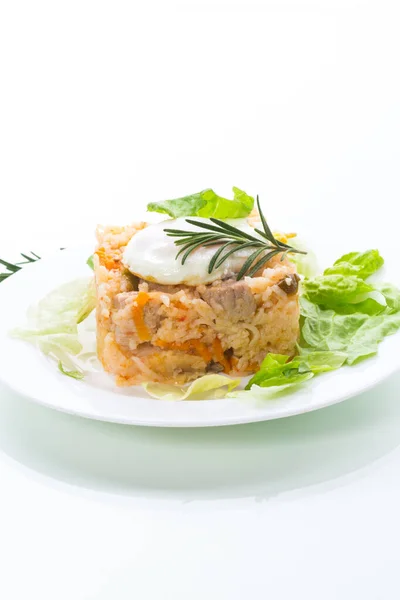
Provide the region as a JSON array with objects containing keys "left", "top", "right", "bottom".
[{"left": 1, "top": 1, "right": 400, "bottom": 598}]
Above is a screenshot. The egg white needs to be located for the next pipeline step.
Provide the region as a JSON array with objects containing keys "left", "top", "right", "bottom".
[{"left": 123, "top": 217, "right": 261, "bottom": 285}]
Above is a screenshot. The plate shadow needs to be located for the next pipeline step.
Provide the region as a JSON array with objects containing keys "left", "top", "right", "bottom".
[{"left": 1, "top": 374, "right": 400, "bottom": 502}]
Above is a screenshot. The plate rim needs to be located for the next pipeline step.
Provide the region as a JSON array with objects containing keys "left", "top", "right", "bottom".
[{"left": 0, "top": 363, "right": 399, "bottom": 428}]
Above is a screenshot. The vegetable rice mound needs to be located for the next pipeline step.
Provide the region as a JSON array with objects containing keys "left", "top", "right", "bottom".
[{"left": 94, "top": 222, "right": 300, "bottom": 385}]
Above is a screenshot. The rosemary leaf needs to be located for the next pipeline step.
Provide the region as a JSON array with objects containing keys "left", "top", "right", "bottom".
[
  {"left": 0, "top": 258, "right": 21, "bottom": 272},
  {"left": 214, "top": 241, "right": 260, "bottom": 269},
  {"left": 247, "top": 249, "right": 283, "bottom": 278},
  {"left": 185, "top": 219, "right": 245, "bottom": 240},
  {"left": 181, "top": 237, "right": 218, "bottom": 264},
  {"left": 0, "top": 251, "right": 42, "bottom": 282},
  {"left": 256, "top": 195, "right": 276, "bottom": 245},
  {"left": 19, "top": 253, "right": 37, "bottom": 263},
  {"left": 176, "top": 235, "right": 217, "bottom": 259},
  {"left": 174, "top": 234, "right": 217, "bottom": 247},
  {"left": 236, "top": 247, "right": 269, "bottom": 281},
  {"left": 208, "top": 241, "right": 241, "bottom": 273}
]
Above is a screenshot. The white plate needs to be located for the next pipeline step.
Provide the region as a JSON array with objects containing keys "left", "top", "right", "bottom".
[{"left": 1, "top": 240, "right": 400, "bottom": 427}]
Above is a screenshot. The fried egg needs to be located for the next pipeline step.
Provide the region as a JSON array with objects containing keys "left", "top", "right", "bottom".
[{"left": 123, "top": 217, "right": 261, "bottom": 285}]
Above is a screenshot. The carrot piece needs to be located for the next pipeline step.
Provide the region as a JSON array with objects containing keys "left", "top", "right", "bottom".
[
  {"left": 155, "top": 339, "right": 212, "bottom": 363},
  {"left": 95, "top": 246, "right": 120, "bottom": 270},
  {"left": 190, "top": 340, "right": 212, "bottom": 363},
  {"left": 132, "top": 292, "right": 151, "bottom": 341},
  {"left": 212, "top": 338, "right": 230, "bottom": 373}
]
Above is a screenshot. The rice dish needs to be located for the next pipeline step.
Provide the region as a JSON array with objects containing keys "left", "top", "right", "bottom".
[{"left": 94, "top": 219, "right": 300, "bottom": 385}]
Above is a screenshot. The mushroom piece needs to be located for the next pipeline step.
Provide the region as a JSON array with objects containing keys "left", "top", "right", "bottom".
[{"left": 277, "top": 273, "right": 300, "bottom": 295}]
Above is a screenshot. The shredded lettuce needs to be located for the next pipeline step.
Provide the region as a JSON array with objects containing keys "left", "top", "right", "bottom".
[
  {"left": 143, "top": 374, "right": 240, "bottom": 401},
  {"left": 147, "top": 187, "right": 254, "bottom": 219},
  {"left": 12, "top": 277, "right": 96, "bottom": 376}
]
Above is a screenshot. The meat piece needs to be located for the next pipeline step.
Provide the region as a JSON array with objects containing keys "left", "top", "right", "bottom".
[
  {"left": 139, "top": 279, "right": 185, "bottom": 295},
  {"left": 113, "top": 292, "right": 162, "bottom": 334},
  {"left": 278, "top": 273, "right": 300, "bottom": 295},
  {"left": 143, "top": 301, "right": 162, "bottom": 331},
  {"left": 112, "top": 292, "right": 132, "bottom": 310},
  {"left": 199, "top": 280, "right": 256, "bottom": 321}
]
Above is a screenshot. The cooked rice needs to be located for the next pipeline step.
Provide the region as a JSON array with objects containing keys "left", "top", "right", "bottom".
[{"left": 94, "top": 222, "right": 300, "bottom": 386}]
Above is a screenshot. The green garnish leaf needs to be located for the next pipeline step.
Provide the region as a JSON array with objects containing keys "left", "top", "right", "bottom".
[
  {"left": 11, "top": 277, "right": 96, "bottom": 378},
  {"left": 324, "top": 250, "right": 384, "bottom": 279},
  {"left": 0, "top": 258, "right": 21, "bottom": 272},
  {"left": 242, "top": 246, "right": 400, "bottom": 396},
  {"left": 295, "top": 349, "right": 348, "bottom": 372},
  {"left": 302, "top": 274, "right": 374, "bottom": 308},
  {"left": 245, "top": 350, "right": 346, "bottom": 390},
  {"left": 12, "top": 277, "right": 95, "bottom": 337},
  {"left": 375, "top": 283, "right": 400, "bottom": 314},
  {"left": 0, "top": 251, "right": 41, "bottom": 282},
  {"left": 300, "top": 249, "right": 400, "bottom": 363},
  {"left": 58, "top": 360, "right": 84, "bottom": 380},
  {"left": 328, "top": 297, "right": 386, "bottom": 316},
  {"left": 86, "top": 254, "right": 95, "bottom": 270},
  {"left": 147, "top": 187, "right": 254, "bottom": 219},
  {"left": 300, "top": 297, "right": 400, "bottom": 365}
]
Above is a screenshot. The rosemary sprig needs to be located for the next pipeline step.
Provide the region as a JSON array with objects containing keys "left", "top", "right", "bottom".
[
  {"left": 164, "top": 195, "right": 306, "bottom": 280},
  {"left": 0, "top": 251, "right": 41, "bottom": 283}
]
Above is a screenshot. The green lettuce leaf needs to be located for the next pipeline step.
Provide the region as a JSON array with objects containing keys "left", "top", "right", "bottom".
[
  {"left": 248, "top": 371, "right": 314, "bottom": 390},
  {"left": 295, "top": 349, "right": 348, "bottom": 372},
  {"left": 147, "top": 187, "right": 254, "bottom": 219},
  {"left": 302, "top": 250, "right": 397, "bottom": 315},
  {"left": 245, "top": 350, "right": 346, "bottom": 390},
  {"left": 326, "top": 297, "right": 386, "bottom": 316},
  {"left": 58, "top": 361, "right": 84, "bottom": 380},
  {"left": 302, "top": 274, "right": 374, "bottom": 309},
  {"left": 143, "top": 374, "right": 240, "bottom": 401},
  {"left": 12, "top": 277, "right": 96, "bottom": 376},
  {"left": 375, "top": 283, "right": 400, "bottom": 314},
  {"left": 237, "top": 247, "right": 400, "bottom": 396},
  {"left": 300, "top": 297, "right": 400, "bottom": 364},
  {"left": 86, "top": 254, "right": 94, "bottom": 270},
  {"left": 324, "top": 250, "right": 384, "bottom": 279},
  {"left": 31, "top": 278, "right": 95, "bottom": 329},
  {"left": 300, "top": 249, "right": 400, "bottom": 364}
]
